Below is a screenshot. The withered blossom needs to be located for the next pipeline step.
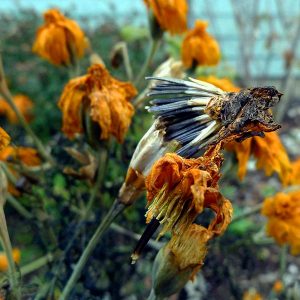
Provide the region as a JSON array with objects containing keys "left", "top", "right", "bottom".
[
  {"left": 118, "top": 76, "right": 282, "bottom": 206},
  {"left": 58, "top": 64, "right": 137, "bottom": 143},
  {"left": 144, "top": 0, "right": 188, "bottom": 35},
  {"left": 0, "top": 94, "right": 34, "bottom": 124},
  {"left": 0, "top": 128, "right": 10, "bottom": 151},
  {"left": 33, "top": 8, "right": 88, "bottom": 65},
  {"left": 226, "top": 131, "right": 291, "bottom": 185}
]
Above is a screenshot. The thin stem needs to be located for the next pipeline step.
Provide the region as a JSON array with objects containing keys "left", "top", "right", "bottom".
[
  {"left": 60, "top": 200, "right": 126, "bottom": 300},
  {"left": 0, "top": 55, "right": 54, "bottom": 165},
  {"left": 120, "top": 42, "right": 133, "bottom": 81},
  {"left": 279, "top": 244, "right": 288, "bottom": 280},
  {"left": 0, "top": 206, "right": 20, "bottom": 299},
  {"left": 231, "top": 203, "right": 262, "bottom": 223},
  {"left": 134, "top": 39, "right": 160, "bottom": 86},
  {"left": 21, "top": 253, "right": 54, "bottom": 276},
  {"left": 6, "top": 194, "right": 33, "bottom": 220}
]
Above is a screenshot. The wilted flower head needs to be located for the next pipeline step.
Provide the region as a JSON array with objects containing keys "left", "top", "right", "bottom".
[
  {"left": 0, "top": 146, "right": 41, "bottom": 196},
  {"left": 32, "top": 8, "right": 88, "bottom": 65},
  {"left": 181, "top": 20, "right": 220, "bottom": 68},
  {"left": 261, "top": 190, "right": 300, "bottom": 255},
  {"left": 118, "top": 76, "right": 282, "bottom": 205},
  {"left": 0, "top": 248, "right": 20, "bottom": 272},
  {"left": 58, "top": 64, "right": 137, "bottom": 143},
  {"left": 226, "top": 132, "right": 291, "bottom": 185},
  {"left": 0, "top": 94, "right": 34, "bottom": 124},
  {"left": 199, "top": 75, "right": 240, "bottom": 92},
  {"left": 0, "top": 128, "right": 10, "bottom": 151},
  {"left": 144, "top": 0, "right": 188, "bottom": 35}
]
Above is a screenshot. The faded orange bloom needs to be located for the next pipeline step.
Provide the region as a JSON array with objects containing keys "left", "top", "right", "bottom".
[
  {"left": 226, "top": 132, "right": 291, "bottom": 185},
  {"left": 261, "top": 190, "right": 300, "bottom": 255},
  {"left": 0, "top": 146, "right": 41, "bottom": 196},
  {"left": 243, "top": 290, "right": 263, "bottom": 300},
  {"left": 286, "top": 157, "right": 300, "bottom": 185},
  {"left": 144, "top": 0, "right": 188, "bottom": 35},
  {"left": 198, "top": 75, "right": 240, "bottom": 92},
  {"left": 33, "top": 8, "right": 88, "bottom": 65},
  {"left": 58, "top": 64, "right": 136, "bottom": 143},
  {"left": 272, "top": 280, "right": 284, "bottom": 293},
  {"left": 0, "top": 128, "right": 10, "bottom": 151},
  {"left": 145, "top": 145, "right": 233, "bottom": 238},
  {"left": 0, "top": 249, "right": 20, "bottom": 271},
  {"left": 181, "top": 20, "right": 220, "bottom": 68},
  {"left": 0, "top": 94, "right": 34, "bottom": 124}
]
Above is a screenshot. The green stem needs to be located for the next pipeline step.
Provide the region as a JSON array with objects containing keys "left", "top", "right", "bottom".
[
  {"left": 21, "top": 253, "right": 54, "bottom": 276},
  {"left": 0, "top": 56, "right": 54, "bottom": 165},
  {"left": 83, "top": 147, "right": 108, "bottom": 218},
  {"left": 120, "top": 42, "right": 133, "bottom": 81},
  {"left": 134, "top": 39, "right": 160, "bottom": 86},
  {"left": 279, "top": 244, "right": 288, "bottom": 280},
  {"left": 6, "top": 194, "right": 33, "bottom": 220},
  {"left": 0, "top": 206, "right": 20, "bottom": 299},
  {"left": 60, "top": 200, "right": 126, "bottom": 300}
]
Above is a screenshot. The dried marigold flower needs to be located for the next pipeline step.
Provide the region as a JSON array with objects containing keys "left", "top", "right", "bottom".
[
  {"left": 198, "top": 75, "right": 240, "bottom": 92},
  {"left": 58, "top": 64, "right": 136, "bottom": 142},
  {"left": 243, "top": 289, "right": 263, "bottom": 300},
  {"left": 118, "top": 76, "right": 282, "bottom": 206},
  {"left": 0, "top": 94, "right": 34, "bottom": 124},
  {"left": 144, "top": 0, "right": 188, "bottom": 35},
  {"left": 0, "top": 128, "right": 10, "bottom": 151},
  {"left": 0, "top": 249, "right": 20, "bottom": 271},
  {"left": 32, "top": 8, "right": 88, "bottom": 65},
  {"left": 261, "top": 190, "right": 300, "bottom": 255},
  {"left": 0, "top": 146, "right": 41, "bottom": 196},
  {"left": 181, "top": 20, "right": 220, "bottom": 68},
  {"left": 226, "top": 132, "right": 291, "bottom": 185}
]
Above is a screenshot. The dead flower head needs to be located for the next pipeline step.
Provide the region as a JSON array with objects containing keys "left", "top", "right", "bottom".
[
  {"left": 0, "top": 128, "right": 10, "bottom": 151},
  {"left": 182, "top": 20, "right": 220, "bottom": 68},
  {"left": 261, "top": 190, "right": 300, "bottom": 255},
  {"left": 226, "top": 132, "right": 291, "bottom": 185},
  {"left": 0, "top": 94, "right": 34, "bottom": 124},
  {"left": 32, "top": 8, "right": 88, "bottom": 65},
  {"left": 144, "top": 0, "right": 188, "bottom": 35},
  {"left": 58, "top": 64, "right": 137, "bottom": 143},
  {"left": 118, "top": 76, "right": 282, "bottom": 206}
]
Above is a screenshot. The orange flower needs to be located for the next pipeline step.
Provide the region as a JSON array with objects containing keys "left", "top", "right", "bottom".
[
  {"left": 181, "top": 20, "right": 220, "bottom": 68},
  {"left": 0, "top": 128, "right": 10, "bottom": 151},
  {"left": 226, "top": 132, "right": 291, "bottom": 185},
  {"left": 145, "top": 145, "right": 232, "bottom": 238},
  {"left": 0, "top": 94, "right": 34, "bottom": 124},
  {"left": 243, "top": 290, "right": 263, "bottom": 300},
  {"left": 272, "top": 280, "right": 284, "bottom": 293},
  {"left": 33, "top": 8, "right": 88, "bottom": 65},
  {"left": 0, "top": 146, "right": 41, "bottom": 196},
  {"left": 261, "top": 190, "right": 300, "bottom": 255},
  {"left": 58, "top": 64, "right": 136, "bottom": 143},
  {"left": 286, "top": 157, "right": 300, "bottom": 185},
  {"left": 198, "top": 75, "right": 240, "bottom": 92},
  {"left": 0, "top": 249, "right": 20, "bottom": 271},
  {"left": 144, "top": 0, "right": 188, "bottom": 35}
]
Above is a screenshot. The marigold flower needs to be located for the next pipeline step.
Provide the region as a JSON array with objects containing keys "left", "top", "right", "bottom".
[
  {"left": 144, "top": 0, "right": 188, "bottom": 35},
  {"left": 0, "top": 128, "right": 10, "bottom": 151},
  {"left": 58, "top": 64, "right": 136, "bottom": 142},
  {"left": 118, "top": 77, "right": 282, "bottom": 206},
  {"left": 226, "top": 132, "right": 291, "bottom": 185},
  {"left": 0, "top": 94, "right": 34, "bottom": 124},
  {"left": 199, "top": 75, "right": 240, "bottom": 92},
  {"left": 286, "top": 157, "right": 300, "bottom": 185},
  {"left": 0, "top": 249, "right": 20, "bottom": 271},
  {"left": 181, "top": 20, "right": 220, "bottom": 68},
  {"left": 272, "top": 280, "right": 284, "bottom": 293},
  {"left": 261, "top": 190, "right": 300, "bottom": 255},
  {"left": 0, "top": 146, "right": 41, "bottom": 196},
  {"left": 243, "top": 289, "right": 263, "bottom": 300},
  {"left": 32, "top": 8, "right": 88, "bottom": 65}
]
